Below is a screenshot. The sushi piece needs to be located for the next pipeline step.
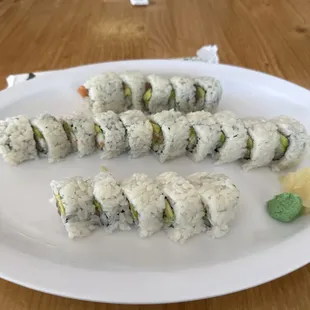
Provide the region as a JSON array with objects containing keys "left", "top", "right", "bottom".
[
  {"left": 60, "top": 112, "right": 96, "bottom": 157},
  {"left": 271, "top": 116, "right": 309, "bottom": 172},
  {"left": 0, "top": 115, "right": 37, "bottom": 165},
  {"left": 120, "top": 173, "right": 165, "bottom": 238},
  {"left": 143, "top": 75, "right": 173, "bottom": 113},
  {"left": 93, "top": 172, "right": 133, "bottom": 232},
  {"left": 31, "top": 113, "right": 71, "bottom": 163},
  {"left": 119, "top": 110, "right": 153, "bottom": 159},
  {"left": 78, "top": 72, "right": 126, "bottom": 114},
  {"left": 186, "top": 111, "right": 221, "bottom": 162},
  {"left": 50, "top": 177, "right": 101, "bottom": 239},
  {"left": 187, "top": 172, "right": 240, "bottom": 238},
  {"left": 149, "top": 110, "right": 190, "bottom": 163},
  {"left": 119, "top": 72, "right": 146, "bottom": 111},
  {"left": 194, "top": 76, "right": 222, "bottom": 112},
  {"left": 157, "top": 171, "right": 206, "bottom": 243},
  {"left": 213, "top": 110, "right": 248, "bottom": 165},
  {"left": 242, "top": 118, "right": 279, "bottom": 171},
  {"left": 93, "top": 111, "right": 127, "bottom": 159},
  {"left": 169, "top": 76, "right": 196, "bottom": 113}
]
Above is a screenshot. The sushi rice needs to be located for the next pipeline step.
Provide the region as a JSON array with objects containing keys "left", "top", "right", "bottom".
[
  {"left": 93, "top": 111, "right": 127, "bottom": 159},
  {"left": 61, "top": 112, "right": 96, "bottom": 157},
  {"left": 31, "top": 113, "right": 72, "bottom": 163},
  {"left": 120, "top": 173, "right": 165, "bottom": 238},
  {"left": 0, "top": 115, "right": 37, "bottom": 165},
  {"left": 119, "top": 110, "right": 153, "bottom": 159},
  {"left": 157, "top": 171, "right": 206, "bottom": 244},
  {"left": 93, "top": 172, "right": 133, "bottom": 232},
  {"left": 50, "top": 177, "right": 101, "bottom": 239},
  {"left": 188, "top": 172, "right": 240, "bottom": 238}
]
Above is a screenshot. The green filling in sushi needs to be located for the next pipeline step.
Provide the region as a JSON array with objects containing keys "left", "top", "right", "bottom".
[
  {"left": 32, "top": 126, "right": 48, "bottom": 154},
  {"left": 244, "top": 137, "right": 254, "bottom": 159},
  {"left": 123, "top": 83, "right": 132, "bottom": 97},
  {"left": 187, "top": 126, "right": 198, "bottom": 151},
  {"left": 163, "top": 199, "right": 174, "bottom": 226},
  {"left": 129, "top": 203, "right": 139, "bottom": 222},
  {"left": 274, "top": 133, "right": 289, "bottom": 160},
  {"left": 93, "top": 199, "right": 103, "bottom": 217},
  {"left": 94, "top": 124, "right": 105, "bottom": 149},
  {"left": 215, "top": 131, "right": 226, "bottom": 151},
  {"left": 195, "top": 85, "right": 206, "bottom": 102},
  {"left": 150, "top": 121, "right": 164, "bottom": 149},
  {"left": 55, "top": 194, "right": 65, "bottom": 216},
  {"left": 143, "top": 83, "right": 152, "bottom": 107}
]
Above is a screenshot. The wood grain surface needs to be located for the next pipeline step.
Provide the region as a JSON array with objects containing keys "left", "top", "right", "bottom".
[{"left": 0, "top": 0, "right": 310, "bottom": 309}]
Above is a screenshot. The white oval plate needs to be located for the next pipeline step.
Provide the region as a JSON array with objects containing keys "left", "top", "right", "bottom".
[{"left": 0, "top": 60, "right": 310, "bottom": 304}]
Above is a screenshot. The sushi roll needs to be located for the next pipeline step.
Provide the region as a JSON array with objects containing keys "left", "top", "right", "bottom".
[
  {"left": 186, "top": 111, "right": 221, "bottom": 162},
  {"left": 120, "top": 173, "right": 165, "bottom": 238},
  {"left": 271, "top": 116, "right": 309, "bottom": 172},
  {"left": 149, "top": 110, "right": 190, "bottom": 163},
  {"left": 93, "top": 172, "right": 133, "bottom": 232},
  {"left": 50, "top": 177, "right": 101, "bottom": 239},
  {"left": 0, "top": 115, "right": 37, "bottom": 165},
  {"left": 157, "top": 172, "right": 206, "bottom": 244},
  {"left": 119, "top": 72, "right": 146, "bottom": 111},
  {"left": 187, "top": 172, "right": 240, "bottom": 238},
  {"left": 169, "top": 76, "right": 196, "bottom": 113},
  {"left": 60, "top": 112, "right": 96, "bottom": 157},
  {"left": 31, "top": 113, "right": 72, "bottom": 163},
  {"left": 119, "top": 110, "right": 153, "bottom": 159},
  {"left": 242, "top": 118, "right": 279, "bottom": 171},
  {"left": 78, "top": 72, "right": 126, "bottom": 114},
  {"left": 143, "top": 75, "right": 174, "bottom": 113},
  {"left": 193, "top": 76, "right": 222, "bottom": 112},
  {"left": 93, "top": 111, "right": 127, "bottom": 159},
  {"left": 213, "top": 110, "right": 248, "bottom": 165}
]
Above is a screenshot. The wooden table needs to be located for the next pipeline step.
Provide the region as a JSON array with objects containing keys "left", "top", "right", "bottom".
[{"left": 0, "top": 0, "right": 310, "bottom": 309}]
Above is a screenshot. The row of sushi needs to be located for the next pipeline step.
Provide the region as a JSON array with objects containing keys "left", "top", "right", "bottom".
[
  {"left": 78, "top": 72, "right": 223, "bottom": 114},
  {"left": 0, "top": 109, "right": 309, "bottom": 171},
  {"left": 50, "top": 171, "right": 240, "bottom": 243}
]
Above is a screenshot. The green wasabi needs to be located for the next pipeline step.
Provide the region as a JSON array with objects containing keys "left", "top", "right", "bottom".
[{"left": 267, "top": 192, "right": 303, "bottom": 223}]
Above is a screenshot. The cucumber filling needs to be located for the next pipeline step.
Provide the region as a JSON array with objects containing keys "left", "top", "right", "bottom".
[
  {"left": 187, "top": 126, "right": 198, "bottom": 151},
  {"left": 55, "top": 194, "right": 65, "bottom": 216},
  {"left": 163, "top": 198, "right": 175, "bottom": 226},
  {"left": 32, "top": 126, "right": 48, "bottom": 154},
  {"left": 143, "top": 83, "right": 152, "bottom": 107},
  {"left": 93, "top": 199, "right": 103, "bottom": 216},
  {"left": 129, "top": 202, "right": 139, "bottom": 223},
  {"left": 63, "top": 121, "right": 77, "bottom": 151},
  {"left": 274, "top": 133, "right": 289, "bottom": 160},
  {"left": 94, "top": 124, "right": 105, "bottom": 149},
  {"left": 244, "top": 136, "right": 253, "bottom": 160},
  {"left": 123, "top": 83, "right": 132, "bottom": 98},
  {"left": 150, "top": 121, "right": 164, "bottom": 151},
  {"left": 195, "top": 85, "right": 206, "bottom": 102},
  {"left": 215, "top": 131, "right": 226, "bottom": 151}
]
